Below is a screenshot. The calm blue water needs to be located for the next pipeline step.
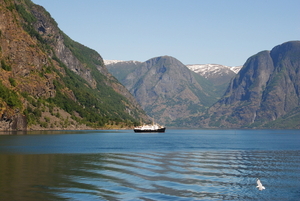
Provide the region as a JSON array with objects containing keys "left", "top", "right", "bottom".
[{"left": 0, "top": 129, "right": 299, "bottom": 200}]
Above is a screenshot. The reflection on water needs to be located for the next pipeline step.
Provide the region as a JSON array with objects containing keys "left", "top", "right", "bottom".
[{"left": 1, "top": 150, "right": 299, "bottom": 200}]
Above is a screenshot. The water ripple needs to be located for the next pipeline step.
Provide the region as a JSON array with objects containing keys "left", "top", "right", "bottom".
[{"left": 50, "top": 150, "right": 300, "bottom": 200}]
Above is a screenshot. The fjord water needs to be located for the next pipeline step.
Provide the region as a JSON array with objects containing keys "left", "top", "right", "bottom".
[{"left": 0, "top": 130, "right": 299, "bottom": 200}]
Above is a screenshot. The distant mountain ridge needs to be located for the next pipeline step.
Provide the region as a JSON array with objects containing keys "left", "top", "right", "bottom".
[
  {"left": 106, "top": 41, "right": 300, "bottom": 129},
  {"left": 104, "top": 60, "right": 124, "bottom": 65},
  {"left": 186, "top": 64, "right": 242, "bottom": 86},
  {"left": 104, "top": 60, "right": 141, "bottom": 65},
  {"left": 186, "top": 64, "right": 241, "bottom": 76},
  {"left": 106, "top": 60, "right": 241, "bottom": 87}
]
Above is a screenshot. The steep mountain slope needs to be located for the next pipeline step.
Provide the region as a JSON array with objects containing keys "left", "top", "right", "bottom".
[
  {"left": 108, "top": 56, "right": 220, "bottom": 126},
  {"left": 202, "top": 41, "right": 300, "bottom": 128},
  {"left": 0, "top": 0, "right": 148, "bottom": 130}
]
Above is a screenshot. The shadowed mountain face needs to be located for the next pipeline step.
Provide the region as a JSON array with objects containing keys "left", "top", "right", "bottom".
[
  {"left": 203, "top": 41, "right": 300, "bottom": 128},
  {"left": 107, "top": 56, "right": 220, "bottom": 126}
]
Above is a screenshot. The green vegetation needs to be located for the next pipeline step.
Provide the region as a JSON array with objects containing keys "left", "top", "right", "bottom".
[
  {"left": 264, "top": 67, "right": 286, "bottom": 95},
  {"left": 1, "top": 60, "right": 12, "bottom": 71},
  {"left": 15, "top": 3, "right": 36, "bottom": 24},
  {"left": 20, "top": 92, "right": 41, "bottom": 125},
  {"left": 187, "top": 102, "right": 205, "bottom": 114},
  {"left": 15, "top": 2, "right": 45, "bottom": 43},
  {"left": 49, "top": 52, "right": 139, "bottom": 127},
  {"left": 9, "top": 77, "right": 17, "bottom": 87},
  {"left": 226, "top": 115, "right": 238, "bottom": 124},
  {"left": 208, "top": 114, "right": 222, "bottom": 127},
  {"left": 261, "top": 107, "right": 300, "bottom": 129},
  {"left": 56, "top": 33, "right": 139, "bottom": 126},
  {"left": 62, "top": 33, "right": 103, "bottom": 67},
  {"left": 0, "top": 81, "right": 22, "bottom": 108},
  {"left": 23, "top": 105, "right": 41, "bottom": 125},
  {"left": 191, "top": 72, "right": 220, "bottom": 107},
  {"left": 2, "top": 0, "right": 141, "bottom": 129}
]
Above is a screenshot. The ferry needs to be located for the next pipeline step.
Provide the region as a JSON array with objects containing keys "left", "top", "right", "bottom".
[{"left": 134, "top": 123, "right": 166, "bottom": 133}]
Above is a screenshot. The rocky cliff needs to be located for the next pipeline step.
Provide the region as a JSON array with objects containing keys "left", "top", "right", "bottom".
[
  {"left": 203, "top": 41, "right": 300, "bottom": 128},
  {"left": 0, "top": 0, "right": 148, "bottom": 130}
]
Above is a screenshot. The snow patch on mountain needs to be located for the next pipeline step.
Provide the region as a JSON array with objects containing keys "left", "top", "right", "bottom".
[
  {"left": 230, "top": 66, "right": 242, "bottom": 74},
  {"left": 104, "top": 60, "right": 140, "bottom": 65},
  {"left": 105, "top": 59, "right": 242, "bottom": 79},
  {"left": 104, "top": 60, "right": 124, "bottom": 65},
  {"left": 186, "top": 64, "right": 242, "bottom": 78}
]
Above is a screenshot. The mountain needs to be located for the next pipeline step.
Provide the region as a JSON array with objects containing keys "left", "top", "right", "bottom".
[
  {"left": 104, "top": 60, "right": 142, "bottom": 82},
  {"left": 186, "top": 64, "right": 242, "bottom": 86},
  {"left": 201, "top": 41, "right": 300, "bottom": 128},
  {"left": 106, "top": 41, "right": 300, "bottom": 129},
  {"left": 103, "top": 60, "right": 125, "bottom": 65},
  {"left": 107, "top": 56, "right": 222, "bottom": 126},
  {"left": 0, "top": 0, "right": 148, "bottom": 130}
]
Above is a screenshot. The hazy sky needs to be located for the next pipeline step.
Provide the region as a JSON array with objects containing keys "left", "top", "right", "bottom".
[{"left": 32, "top": 0, "right": 299, "bottom": 66}]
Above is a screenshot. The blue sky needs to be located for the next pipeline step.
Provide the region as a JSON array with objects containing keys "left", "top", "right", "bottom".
[{"left": 32, "top": 0, "right": 299, "bottom": 66}]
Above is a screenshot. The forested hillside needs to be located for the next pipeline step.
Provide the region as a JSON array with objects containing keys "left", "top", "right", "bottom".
[{"left": 0, "top": 0, "right": 148, "bottom": 130}]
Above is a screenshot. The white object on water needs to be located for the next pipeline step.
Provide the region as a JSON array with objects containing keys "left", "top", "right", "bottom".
[{"left": 256, "top": 178, "right": 265, "bottom": 191}]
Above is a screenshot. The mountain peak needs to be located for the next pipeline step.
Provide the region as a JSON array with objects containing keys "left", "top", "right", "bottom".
[
  {"left": 104, "top": 60, "right": 124, "bottom": 65},
  {"left": 104, "top": 59, "right": 141, "bottom": 66},
  {"left": 186, "top": 64, "right": 242, "bottom": 86},
  {"left": 186, "top": 64, "right": 242, "bottom": 75}
]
